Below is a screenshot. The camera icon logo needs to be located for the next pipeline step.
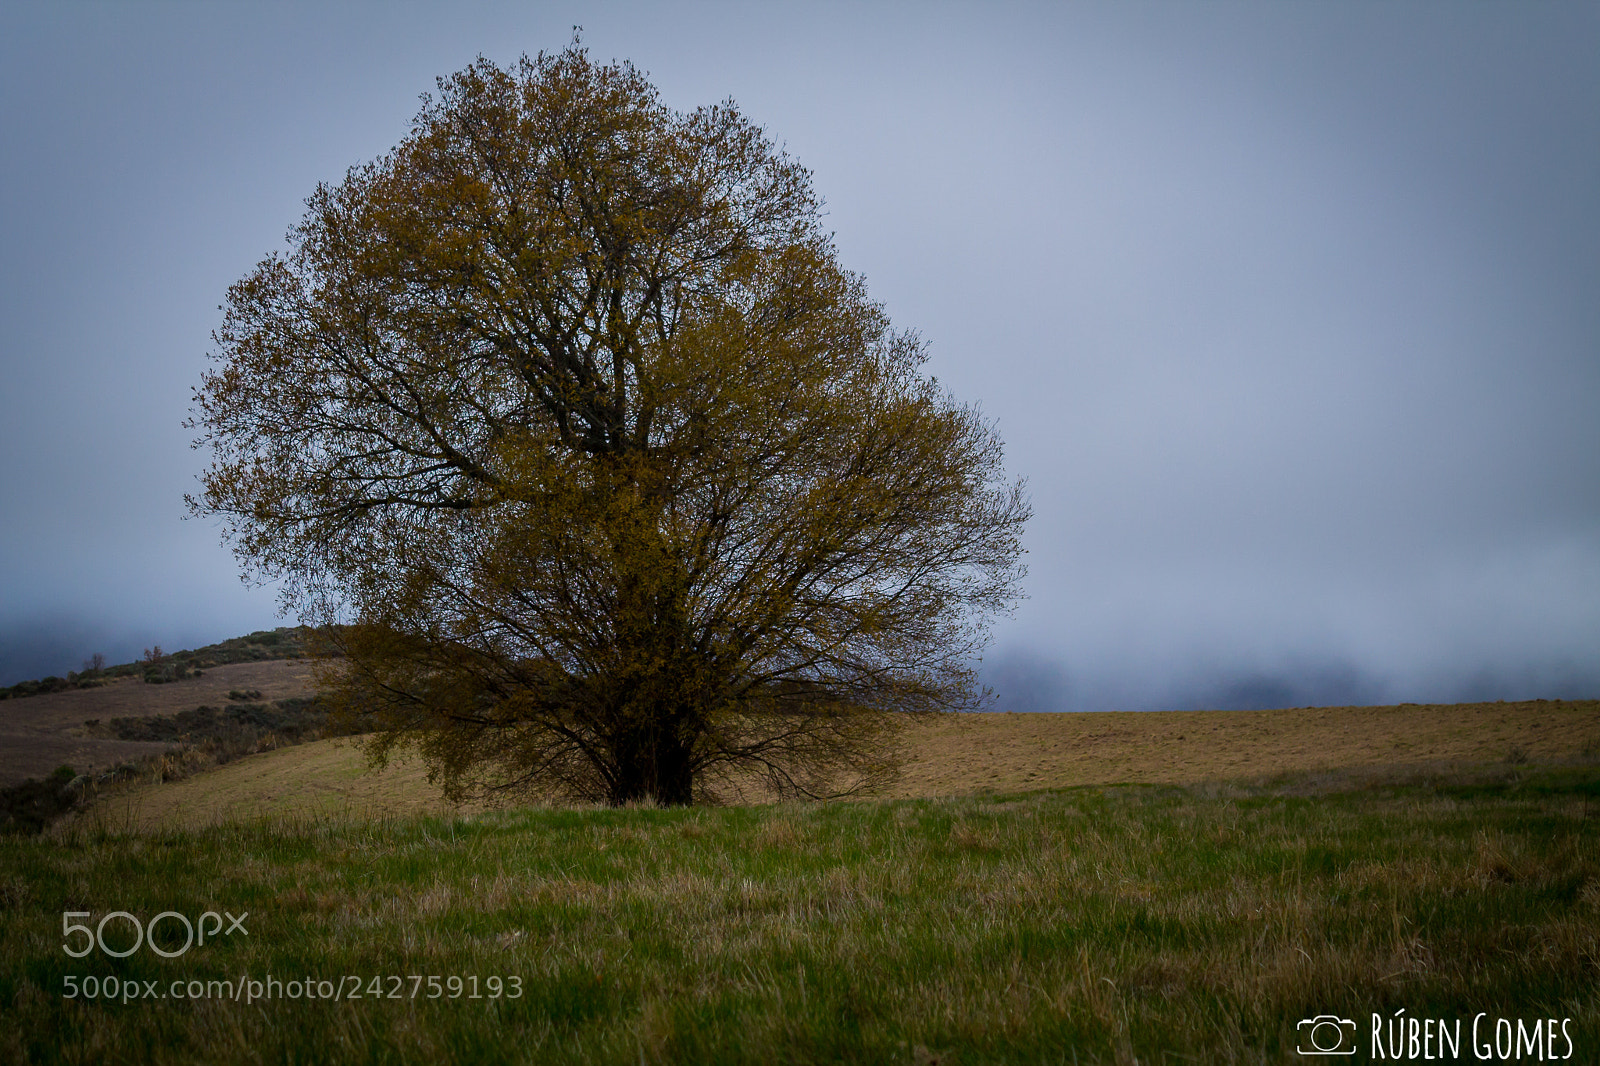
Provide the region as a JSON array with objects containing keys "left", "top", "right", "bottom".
[{"left": 1296, "top": 1015, "right": 1357, "bottom": 1056}]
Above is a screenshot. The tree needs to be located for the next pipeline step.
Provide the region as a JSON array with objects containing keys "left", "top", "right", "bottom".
[{"left": 188, "top": 45, "right": 1029, "bottom": 807}]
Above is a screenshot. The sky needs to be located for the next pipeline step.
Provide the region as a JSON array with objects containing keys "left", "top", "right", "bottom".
[{"left": 1, "top": 1, "right": 1596, "bottom": 710}]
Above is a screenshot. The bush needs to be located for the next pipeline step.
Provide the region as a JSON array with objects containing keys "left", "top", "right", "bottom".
[
  {"left": 84, "top": 696, "right": 363, "bottom": 773},
  {"left": 0, "top": 676, "right": 76, "bottom": 700},
  {"left": 0, "top": 766, "right": 82, "bottom": 835},
  {"left": 142, "top": 662, "right": 199, "bottom": 685}
]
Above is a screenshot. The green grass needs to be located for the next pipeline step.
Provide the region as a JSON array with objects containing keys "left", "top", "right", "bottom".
[{"left": 2, "top": 768, "right": 1597, "bottom": 1064}]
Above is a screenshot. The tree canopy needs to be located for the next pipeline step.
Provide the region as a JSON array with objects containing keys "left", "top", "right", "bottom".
[{"left": 189, "top": 45, "right": 1029, "bottom": 806}]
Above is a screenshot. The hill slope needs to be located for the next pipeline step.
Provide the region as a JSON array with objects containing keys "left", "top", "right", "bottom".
[
  {"left": 80, "top": 698, "right": 1600, "bottom": 831},
  {"left": 0, "top": 659, "right": 318, "bottom": 788}
]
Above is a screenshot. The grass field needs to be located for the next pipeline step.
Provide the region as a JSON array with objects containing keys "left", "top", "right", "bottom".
[
  {"left": 3, "top": 700, "right": 1597, "bottom": 1063},
  {"left": 3, "top": 763, "right": 1597, "bottom": 1064}
]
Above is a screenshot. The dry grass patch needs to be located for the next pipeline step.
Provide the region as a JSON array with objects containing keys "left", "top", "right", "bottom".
[
  {"left": 51, "top": 699, "right": 1596, "bottom": 835},
  {"left": 889, "top": 699, "right": 1600, "bottom": 799}
]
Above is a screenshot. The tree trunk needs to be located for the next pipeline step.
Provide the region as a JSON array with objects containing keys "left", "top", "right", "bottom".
[{"left": 607, "top": 724, "right": 695, "bottom": 806}]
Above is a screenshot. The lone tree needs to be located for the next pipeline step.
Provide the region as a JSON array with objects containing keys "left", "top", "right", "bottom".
[{"left": 189, "top": 46, "right": 1029, "bottom": 806}]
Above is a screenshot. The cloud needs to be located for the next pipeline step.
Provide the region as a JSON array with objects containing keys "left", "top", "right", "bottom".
[
  {"left": 0, "top": 616, "right": 126, "bottom": 687},
  {"left": 982, "top": 649, "right": 1075, "bottom": 713},
  {"left": 1, "top": 4, "right": 1595, "bottom": 710}
]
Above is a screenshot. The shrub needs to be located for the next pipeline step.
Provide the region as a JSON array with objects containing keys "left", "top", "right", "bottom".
[
  {"left": 0, "top": 766, "right": 82, "bottom": 835},
  {"left": 83, "top": 696, "right": 363, "bottom": 775}
]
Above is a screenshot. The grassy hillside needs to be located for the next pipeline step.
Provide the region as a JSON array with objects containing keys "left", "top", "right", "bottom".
[
  {"left": 3, "top": 768, "right": 1596, "bottom": 1064},
  {"left": 0, "top": 628, "right": 314, "bottom": 701},
  {"left": 69, "top": 699, "right": 1600, "bottom": 833},
  {"left": 0, "top": 659, "right": 332, "bottom": 801}
]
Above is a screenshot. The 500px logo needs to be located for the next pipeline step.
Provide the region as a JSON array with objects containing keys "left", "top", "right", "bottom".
[{"left": 62, "top": 910, "right": 248, "bottom": 958}]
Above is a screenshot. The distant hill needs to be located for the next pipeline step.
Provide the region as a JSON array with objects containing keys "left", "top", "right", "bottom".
[
  {"left": 0, "top": 626, "right": 317, "bottom": 701},
  {"left": 0, "top": 654, "right": 338, "bottom": 825}
]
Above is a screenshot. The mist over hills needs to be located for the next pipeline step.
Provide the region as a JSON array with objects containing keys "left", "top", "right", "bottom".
[
  {"left": 979, "top": 646, "right": 1600, "bottom": 713},
  {"left": 0, "top": 619, "right": 299, "bottom": 692},
  {"left": 5, "top": 618, "right": 1595, "bottom": 712}
]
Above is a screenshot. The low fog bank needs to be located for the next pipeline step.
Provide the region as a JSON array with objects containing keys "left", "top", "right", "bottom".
[
  {"left": 982, "top": 646, "right": 1600, "bottom": 713},
  {"left": 981, "top": 530, "right": 1600, "bottom": 713},
  {"left": 0, "top": 614, "right": 275, "bottom": 688},
  {"left": 7, "top": 613, "right": 1597, "bottom": 712},
  {"left": 0, "top": 618, "right": 127, "bottom": 688}
]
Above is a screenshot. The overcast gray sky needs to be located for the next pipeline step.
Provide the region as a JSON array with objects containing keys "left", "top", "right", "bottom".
[{"left": 2, "top": 1, "right": 1596, "bottom": 709}]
